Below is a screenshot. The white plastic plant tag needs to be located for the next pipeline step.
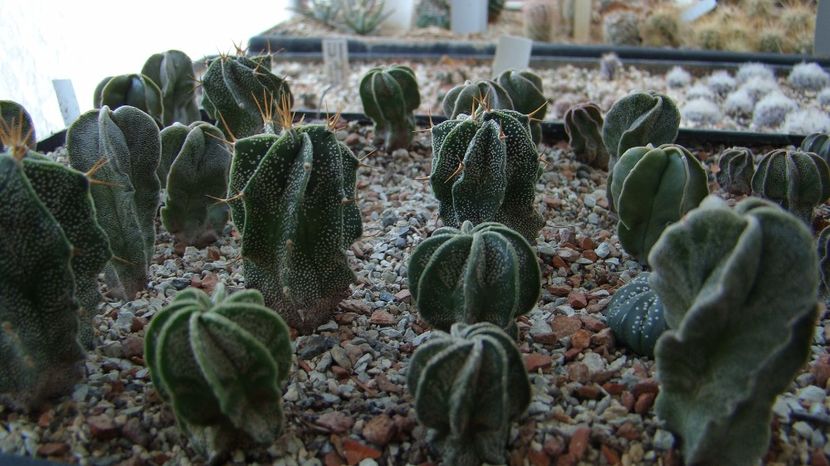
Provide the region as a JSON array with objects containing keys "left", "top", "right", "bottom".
[
  {"left": 451, "top": 0, "right": 487, "bottom": 35},
  {"left": 492, "top": 36, "right": 533, "bottom": 76},
  {"left": 322, "top": 39, "right": 349, "bottom": 84},
  {"left": 52, "top": 79, "right": 80, "bottom": 127},
  {"left": 680, "top": 0, "right": 717, "bottom": 22}
]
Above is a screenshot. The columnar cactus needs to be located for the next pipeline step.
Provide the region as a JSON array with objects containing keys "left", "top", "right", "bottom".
[
  {"left": 611, "top": 144, "right": 708, "bottom": 263},
  {"left": 160, "top": 122, "right": 232, "bottom": 247},
  {"left": 430, "top": 108, "right": 544, "bottom": 241},
  {"left": 442, "top": 80, "right": 513, "bottom": 119},
  {"left": 144, "top": 286, "right": 291, "bottom": 459},
  {"left": 67, "top": 105, "right": 161, "bottom": 299},
  {"left": 407, "top": 322, "right": 531, "bottom": 466},
  {"left": 751, "top": 148, "right": 830, "bottom": 225},
  {"left": 141, "top": 50, "right": 201, "bottom": 126},
  {"left": 716, "top": 146, "right": 755, "bottom": 195},
  {"left": 408, "top": 221, "right": 541, "bottom": 336},
  {"left": 497, "top": 69, "right": 547, "bottom": 144},
  {"left": 564, "top": 102, "right": 609, "bottom": 169},
  {"left": 649, "top": 196, "right": 819, "bottom": 466},
  {"left": 800, "top": 132, "right": 830, "bottom": 165},
  {"left": 93, "top": 74, "right": 164, "bottom": 124},
  {"left": 228, "top": 123, "right": 362, "bottom": 333},
  {"left": 605, "top": 273, "right": 668, "bottom": 357},
  {"left": 359, "top": 65, "right": 421, "bottom": 151},
  {"left": 0, "top": 100, "right": 35, "bottom": 151}
]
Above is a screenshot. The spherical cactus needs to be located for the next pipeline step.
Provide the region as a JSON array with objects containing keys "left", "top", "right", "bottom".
[
  {"left": 359, "top": 65, "right": 421, "bottom": 151},
  {"left": 141, "top": 49, "right": 201, "bottom": 126},
  {"left": 488, "top": 0, "right": 505, "bottom": 23},
  {"left": 407, "top": 322, "right": 531, "bottom": 466},
  {"left": 716, "top": 147, "right": 755, "bottom": 195},
  {"left": 408, "top": 221, "right": 541, "bottom": 336},
  {"left": 93, "top": 74, "right": 164, "bottom": 124},
  {"left": 800, "top": 132, "right": 830, "bottom": 165},
  {"left": 496, "top": 69, "right": 547, "bottom": 144},
  {"left": 603, "top": 11, "right": 641, "bottom": 46},
  {"left": 606, "top": 273, "right": 668, "bottom": 357},
  {"left": 0, "top": 100, "right": 35, "bottom": 151},
  {"left": 442, "top": 79, "right": 513, "bottom": 119},
  {"left": 640, "top": 6, "right": 681, "bottom": 48},
  {"left": 752, "top": 92, "right": 797, "bottom": 129},
  {"left": 523, "top": 0, "right": 558, "bottom": 42},
  {"left": 751, "top": 148, "right": 830, "bottom": 225},
  {"left": 564, "top": 102, "right": 609, "bottom": 169},
  {"left": 665, "top": 67, "right": 692, "bottom": 89}
]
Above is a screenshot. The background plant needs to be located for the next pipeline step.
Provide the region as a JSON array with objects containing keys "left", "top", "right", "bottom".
[
  {"left": 0, "top": 100, "right": 36, "bottom": 151},
  {"left": 716, "top": 146, "right": 755, "bottom": 195},
  {"left": 564, "top": 102, "right": 609, "bottom": 169},
  {"left": 751, "top": 148, "right": 830, "bottom": 225},
  {"left": 359, "top": 65, "right": 420, "bottom": 151}
]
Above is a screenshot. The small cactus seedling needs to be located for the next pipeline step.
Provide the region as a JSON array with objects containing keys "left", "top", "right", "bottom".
[
  {"left": 800, "top": 132, "right": 830, "bottom": 165},
  {"left": 751, "top": 148, "right": 830, "bottom": 225},
  {"left": 605, "top": 273, "right": 668, "bottom": 357},
  {"left": 141, "top": 49, "right": 201, "bottom": 126},
  {"left": 0, "top": 100, "right": 36, "bottom": 151},
  {"left": 407, "top": 322, "right": 531, "bottom": 466},
  {"left": 599, "top": 52, "right": 622, "bottom": 81},
  {"left": 497, "top": 69, "right": 547, "bottom": 145},
  {"left": 94, "top": 74, "right": 164, "bottom": 124},
  {"left": 408, "top": 221, "right": 541, "bottom": 336},
  {"left": 359, "top": 65, "right": 421, "bottom": 151},
  {"left": 649, "top": 196, "right": 819, "bottom": 466},
  {"left": 752, "top": 92, "right": 797, "bottom": 128},
  {"left": 160, "top": 122, "right": 232, "bottom": 247},
  {"left": 665, "top": 67, "right": 691, "bottom": 89},
  {"left": 564, "top": 102, "right": 609, "bottom": 169},
  {"left": 442, "top": 79, "right": 513, "bottom": 119},
  {"left": 716, "top": 147, "right": 755, "bottom": 195},
  {"left": 144, "top": 285, "right": 291, "bottom": 459},
  {"left": 818, "top": 225, "right": 830, "bottom": 294}
]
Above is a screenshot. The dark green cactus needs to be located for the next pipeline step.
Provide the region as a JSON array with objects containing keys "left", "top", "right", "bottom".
[
  {"left": 228, "top": 123, "right": 362, "bottom": 333},
  {"left": 0, "top": 100, "right": 36, "bottom": 151},
  {"left": 751, "top": 148, "right": 830, "bottom": 225},
  {"left": 716, "top": 146, "right": 755, "bottom": 195},
  {"left": 201, "top": 55, "right": 293, "bottom": 140},
  {"left": 67, "top": 105, "right": 161, "bottom": 299},
  {"left": 649, "top": 196, "right": 819, "bottom": 466},
  {"left": 800, "top": 132, "right": 830, "bottom": 165},
  {"left": 496, "top": 69, "right": 547, "bottom": 145},
  {"left": 605, "top": 272, "right": 668, "bottom": 357},
  {"left": 610, "top": 144, "right": 708, "bottom": 263},
  {"left": 144, "top": 285, "right": 291, "bottom": 459},
  {"left": 430, "top": 109, "right": 544, "bottom": 241},
  {"left": 93, "top": 74, "right": 164, "bottom": 124},
  {"left": 407, "top": 322, "right": 531, "bottom": 466},
  {"left": 818, "top": 225, "right": 830, "bottom": 295},
  {"left": 488, "top": 0, "right": 505, "bottom": 23},
  {"left": 160, "top": 122, "right": 232, "bottom": 247},
  {"left": 442, "top": 79, "right": 514, "bottom": 120},
  {"left": 359, "top": 65, "right": 421, "bottom": 151},
  {"left": 141, "top": 49, "right": 201, "bottom": 126},
  {"left": 408, "top": 221, "right": 540, "bottom": 336},
  {"left": 564, "top": 102, "right": 609, "bottom": 169}
]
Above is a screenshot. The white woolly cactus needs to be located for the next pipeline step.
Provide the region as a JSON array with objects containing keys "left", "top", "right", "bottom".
[
  {"left": 783, "top": 109, "right": 830, "bottom": 135},
  {"left": 819, "top": 88, "right": 830, "bottom": 107},
  {"left": 706, "top": 71, "right": 736, "bottom": 96},
  {"left": 736, "top": 62, "right": 775, "bottom": 84},
  {"left": 752, "top": 92, "right": 797, "bottom": 128},
  {"left": 739, "top": 76, "right": 779, "bottom": 102},
  {"left": 788, "top": 62, "right": 830, "bottom": 92},
  {"left": 724, "top": 89, "right": 755, "bottom": 116},
  {"left": 681, "top": 99, "right": 722, "bottom": 125},
  {"left": 666, "top": 66, "right": 692, "bottom": 89},
  {"left": 685, "top": 84, "right": 716, "bottom": 102}
]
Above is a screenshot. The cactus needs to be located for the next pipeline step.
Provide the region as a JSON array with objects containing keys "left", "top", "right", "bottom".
[
  {"left": 141, "top": 50, "right": 201, "bottom": 126},
  {"left": 564, "top": 102, "right": 609, "bottom": 169},
  {"left": 488, "top": 0, "right": 505, "bottom": 23},
  {"left": 93, "top": 74, "right": 164, "bottom": 124},
  {"left": 228, "top": 122, "right": 362, "bottom": 333},
  {"left": 716, "top": 147, "right": 755, "bottom": 195},
  {"left": 430, "top": 108, "right": 544, "bottom": 241},
  {"left": 788, "top": 62, "right": 830, "bottom": 91},
  {"left": 144, "top": 285, "right": 291, "bottom": 459},
  {"left": 800, "top": 132, "right": 830, "bottom": 165},
  {"left": 408, "top": 221, "right": 540, "bottom": 336},
  {"left": 599, "top": 52, "right": 622, "bottom": 81},
  {"left": 407, "top": 322, "right": 531, "bottom": 466},
  {"left": 752, "top": 92, "right": 797, "bottom": 128},
  {"left": 602, "top": 11, "right": 641, "bottom": 46},
  {"left": 611, "top": 144, "right": 709, "bottom": 263},
  {"left": 442, "top": 79, "right": 513, "bottom": 119},
  {"left": 706, "top": 71, "right": 737, "bottom": 96},
  {"left": 359, "top": 65, "right": 421, "bottom": 151},
  {"left": 649, "top": 196, "right": 819, "bottom": 466},
  {"left": 640, "top": 6, "right": 681, "bottom": 48},
  {"left": 751, "top": 148, "right": 830, "bottom": 225},
  {"left": 0, "top": 100, "right": 35, "bottom": 151},
  {"left": 67, "top": 105, "right": 161, "bottom": 299},
  {"left": 160, "top": 122, "right": 232, "bottom": 247},
  {"left": 341, "top": 0, "right": 394, "bottom": 35},
  {"left": 523, "top": 0, "right": 558, "bottom": 42},
  {"left": 819, "top": 226, "right": 830, "bottom": 295},
  {"left": 665, "top": 66, "right": 691, "bottom": 89},
  {"left": 681, "top": 99, "right": 721, "bottom": 125},
  {"left": 605, "top": 273, "right": 668, "bottom": 358},
  {"left": 496, "top": 69, "right": 547, "bottom": 145},
  {"left": 201, "top": 54, "right": 293, "bottom": 140},
  {"left": 724, "top": 89, "right": 755, "bottom": 116},
  {"left": 783, "top": 109, "right": 830, "bottom": 135}
]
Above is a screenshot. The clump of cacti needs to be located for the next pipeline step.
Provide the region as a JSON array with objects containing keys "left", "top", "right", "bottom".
[
  {"left": 800, "top": 132, "right": 830, "bottom": 165},
  {"left": 564, "top": 102, "right": 609, "bottom": 169},
  {"left": 141, "top": 50, "right": 200, "bottom": 126},
  {"left": 606, "top": 273, "right": 668, "bottom": 357},
  {"left": 681, "top": 99, "right": 721, "bottom": 125},
  {"left": 408, "top": 221, "right": 540, "bottom": 336},
  {"left": 442, "top": 79, "right": 513, "bottom": 119},
  {"left": 705, "top": 71, "right": 736, "bottom": 96},
  {"left": 752, "top": 92, "right": 797, "bottom": 128},
  {"left": 160, "top": 122, "right": 232, "bottom": 247},
  {"left": 665, "top": 66, "right": 691, "bottom": 89},
  {"left": 783, "top": 109, "right": 830, "bottom": 135},
  {"left": 716, "top": 146, "right": 755, "bottom": 195},
  {"left": 787, "top": 62, "right": 830, "bottom": 92},
  {"left": 818, "top": 225, "right": 830, "bottom": 294},
  {"left": 0, "top": 100, "right": 36, "bottom": 151},
  {"left": 751, "top": 148, "right": 830, "bottom": 225},
  {"left": 497, "top": 69, "right": 547, "bottom": 144},
  {"left": 359, "top": 65, "right": 420, "bottom": 151},
  {"left": 640, "top": 6, "right": 681, "bottom": 48},
  {"left": 67, "top": 105, "right": 161, "bottom": 300},
  {"left": 93, "top": 74, "right": 164, "bottom": 124},
  {"left": 599, "top": 53, "right": 622, "bottom": 81},
  {"left": 407, "top": 322, "right": 531, "bottom": 466},
  {"left": 602, "top": 11, "right": 641, "bottom": 46},
  {"left": 649, "top": 196, "right": 819, "bottom": 466},
  {"left": 144, "top": 285, "right": 291, "bottom": 459}
]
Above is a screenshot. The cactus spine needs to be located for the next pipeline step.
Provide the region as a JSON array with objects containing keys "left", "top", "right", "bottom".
[
  {"left": 359, "top": 65, "right": 421, "bottom": 151},
  {"left": 564, "top": 102, "right": 609, "bottom": 169},
  {"left": 496, "top": 69, "right": 547, "bottom": 145},
  {"left": 716, "top": 146, "right": 755, "bottom": 195},
  {"left": 751, "top": 148, "right": 830, "bottom": 225},
  {"left": 141, "top": 49, "right": 200, "bottom": 126},
  {"left": 442, "top": 80, "right": 514, "bottom": 119}
]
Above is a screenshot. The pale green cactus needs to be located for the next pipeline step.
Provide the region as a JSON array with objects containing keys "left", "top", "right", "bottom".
[
  {"left": 442, "top": 79, "right": 514, "bottom": 119},
  {"left": 141, "top": 49, "right": 201, "bottom": 126},
  {"left": 716, "top": 146, "right": 755, "bottom": 195},
  {"left": 751, "top": 148, "right": 830, "bottom": 225},
  {"left": 0, "top": 100, "right": 36, "bottom": 151},
  {"left": 94, "top": 74, "right": 164, "bottom": 124},
  {"left": 496, "top": 69, "right": 547, "bottom": 144},
  {"left": 359, "top": 65, "right": 420, "bottom": 151},
  {"left": 564, "top": 102, "right": 609, "bottom": 169}
]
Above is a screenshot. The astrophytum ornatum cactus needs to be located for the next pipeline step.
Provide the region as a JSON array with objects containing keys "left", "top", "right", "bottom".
[
  {"left": 605, "top": 272, "right": 668, "bottom": 357},
  {"left": 359, "top": 64, "right": 421, "bottom": 151},
  {"left": 93, "top": 74, "right": 164, "bottom": 124},
  {"left": 67, "top": 105, "right": 161, "bottom": 299},
  {"left": 228, "top": 123, "right": 361, "bottom": 333},
  {"left": 442, "top": 79, "right": 514, "bottom": 119},
  {"left": 751, "top": 148, "right": 830, "bottom": 225},
  {"left": 430, "top": 109, "right": 543, "bottom": 241},
  {"left": 800, "top": 132, "right": 830, "bottom": 165},
  {"left": 408, "top": 221, "right": 541, "bottom": 336},
  {"left": 602, "top": 90, "right": 680, "bottom": 163},
  {"left": 141, "top": 49, "right": 200, "bottom": 126},
  {"left": 144, "top": 285, "right": 291, "bottom": 459},
  {"left": 564, "top": 102, "right": 609, "bottom": 169},
  {"left": 649, "top": 196, "right": 819, "bottom": 466},
  {"left": 496, "top": 69, "right": 547, "bottom": 144},
  {"left": 610, "top": 144, "right": 708, "bottom": 263},
  {"left": 716, "top": 146, "right": 755, "bottom": 195},
  {"left": 407, "top": 322, "right": 531, "bottom": 466},
  {"left": 0, "top": 100, "right": 36, "bottom": 151}
]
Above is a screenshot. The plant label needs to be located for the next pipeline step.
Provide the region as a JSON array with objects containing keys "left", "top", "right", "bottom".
[
  {"left": 52, "top": 79, "right": 80, "bottom": 126},
  {"left": 451, "top": 0, "right": 487, "bottom": 34},
  {"left": 492, "top": 36, "right": 533, "bottom": 75},
  {"left": 679, "top": 0, "right": 717, "bottom": 22},
  {"left": 322, "top": 39, "right": 349, "bottom": 84}
]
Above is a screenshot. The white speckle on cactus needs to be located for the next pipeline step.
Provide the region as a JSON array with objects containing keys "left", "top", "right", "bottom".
[
  {"left": 788, "top": 62, "right": 830, "bottom": 92},
  {"left": 666, "top": 66, "right": 691, "bottom": 88},
  {"left": 736, "top": 62, "right": 775, "bottom": 84},
  {"left": 724, "top": 89, "right": 754, "bottom": 116},
  {"left": 682, "top": 99, "right": 722, "bottom": 124},
  {"left": 819, "top": 88, "right": 830, "bottom": 107},
  {"left": 706, "top": 71, "right": 736, "bottom": 96},
  {"left": 686, "top": 84, "right": 717, "bottom": 102},
  {"left": 752, "top": 92, "right": 797, "bottom": 128},
  {"left": 782, "top": 108, "right": 830, "bottom": 134},
  {"left": 739, "top": 76, "right": 780, "bottom": 102}
]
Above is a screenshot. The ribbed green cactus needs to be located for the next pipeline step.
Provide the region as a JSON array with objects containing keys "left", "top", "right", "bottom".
[
  {"left": 141, "top": 49, "right": 200, "bottom": 126},
  {"left": 408, "top": 221, "right": 540, "bottom": 336},
  {"left": 800, "top": 132, "right": 830, "bottom": 165},
  {"left": 228, "top": 123, "right": 362, "bottom": 333},
  {"left": 496, "top": 69, "right": 547, "bottom": 144},
  {"left": 716, "top": 146, "right": 755, "bottom": 195},
  {"left": 605, "top": 272, "right": 668, "bottom": 357},
  {"left": 430, "top": 109, "right": 543, "bottom": 241},
  {"left": 359, "top": 65, "right": 421, "bottom": 151},
  {"left": 201, "top": 55, "right": 293, "bottom": 139},
  {"left": 407, "top": 322, "right": 531, "bottom": 466},
  {"left": 0, "top": 100, "right": 35, "bottom": 151},
  {"left": 602, "top": 90, "right": 680, "bottom": 162},
  {"left": 564, "top": 102, "right": 609, "bottom": 169},
  {"left": 160, "top": 122, "right": 232, "bottom": 247},
  {"left": 144, "top": 285, "right": 291, "bottom": 459},
  {"left": 818, "top": 225, "right": 830, "bottom": 295},
  {"left": 610, "top": 144, "right": 709, "bottom": 263},
  {"left": 442, "top": 80, "right": 514, "bottom": 119},
  {"left": 93, "top": 74, "right": 164, "bottom": 124},
  {"left": 751, "top": 148, "right": 830, "bottom": 225},
  {"left": 67, "top": 105, "right": 161, "bottom": 299},
  {"left": 649, "top": 196, "right": 819, "bottom": 466}
]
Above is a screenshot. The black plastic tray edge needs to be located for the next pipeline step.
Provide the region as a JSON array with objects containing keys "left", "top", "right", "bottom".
[{"left": 0, "top": 453, "right": 62, "bottom": 466}]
